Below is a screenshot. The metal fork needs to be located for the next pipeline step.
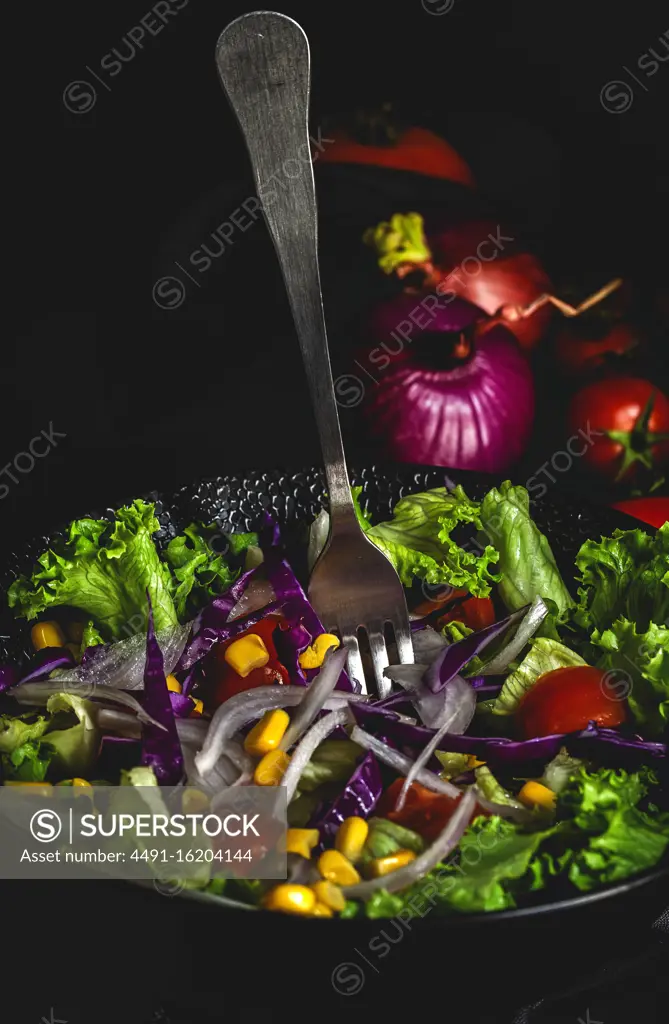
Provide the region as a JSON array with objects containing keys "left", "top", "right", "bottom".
[{"left": 215, "top": 11, "right": 414, "bottom": 696}]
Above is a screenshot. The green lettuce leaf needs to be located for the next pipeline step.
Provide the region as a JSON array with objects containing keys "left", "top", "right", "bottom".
[
  {"left": 0, "top": 713, "right": 50, "bottom": 755},
  {"left": 574, "top": 523, "right": 669, "bottom": 634},
  {"left": 42, "top": 693, "right": 100, "bottom": 778},
  {"left": 361, "top": 817, "right": 425, "bottom": 866},
  {"left": 7, "top": 499, "right": 178, "bottom": 640},
  {"left": 297, "top": 740, "right": 363, "bottom": 792},
  {"left": 165, "top": 523, "right": 238, "bottom": 620},
  {"left": 559, "top": 767, "right": 669, "bottom": 891},
  {"left": 491, "top": 637, "right": 587, "bottom": 715},
  {"left": 474, "top": 765, "right": 526, "bottom": 810},
  {"left": 354, "top": 485, "right": 501, "bottom": 597},
  {"left": 356, "top": 768, "right": 669, "bottom": 917},
  {"left": 80, "top": 620, "right": 104, "bottom": 656},
  {"left": 479, "top": 482, "right": 574, "bottom": 627},
  {"left": 589, "top": 617, "right": 669, "bottom": 737},
  {"left": 3, "top": 741, "right": 52, "bottom": 781},
  {"left": 541, "top": 748, "right": 584, "bottom": 795}
]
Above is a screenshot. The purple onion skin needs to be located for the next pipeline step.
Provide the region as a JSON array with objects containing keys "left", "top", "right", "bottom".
[{"left": 358, "top": 294, "right": 534, "bottom": 473}]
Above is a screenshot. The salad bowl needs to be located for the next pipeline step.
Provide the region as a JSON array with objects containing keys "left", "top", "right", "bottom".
[{"left": 2, "top": 463, "right": 668, "bottom": 1017}]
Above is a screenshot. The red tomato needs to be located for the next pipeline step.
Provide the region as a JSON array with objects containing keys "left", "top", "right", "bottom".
[
  {"left": 205, "top": 616, "right": 290, "bottom": 706},
  {"left": 317, "top": 111, "right": 474, "bottom": 186},
  {"left": 566, "top": 377, "right": 669, "bottom": 483},
  {"left": 517, "top": 665, "right": 627, "bottom": 739},
  {"left": 612, "top": 497, "right": 669, "bottom": 529},
  {"left": 554, "top": 322, "right": 638, "bottom": 376},
  {"left": 376, "top": 779, "right": 483, "bottom": 843},
  {"left": 438, "top": 595, "right": 497, "bottom": 632}
]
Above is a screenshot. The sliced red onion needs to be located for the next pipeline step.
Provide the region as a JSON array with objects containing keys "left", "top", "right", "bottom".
[
  {"left": 279, "top": 647, "right": 349, "bottom": 751},
  {"left": 95, "top": 708, "right": 142, "bottom": 737},
  {"left": 351, "top": 726, "right": 460, "bottom": 798},
  {"left": 281, "top": 708, "right": 351, "bottom": 803},
  {"left": 411, "top": 626, "right": 448, "bottom": 663},
  {"left": 384, "top": 662, "right": 475, "bottom": 731},
  {"left": 395, "top": 677, "right": 476, "bottom": 811},
  {"left": 228, "top": 577, "right": 277, "bottom": 621},
  {"left": 479, "top": 597, "right": 548, "bottom": 675},
  {"left": 12, "top": 678, "right": 166, "bottom": 729},
  {"left": 343, "top": 788, "right": 477, "bottom": 899},
  {"left": 45, "top": 624, "right": 191, "bottom": 692},
  {"left": 193, "top": 686, "right": 365, "bottom": 778}
]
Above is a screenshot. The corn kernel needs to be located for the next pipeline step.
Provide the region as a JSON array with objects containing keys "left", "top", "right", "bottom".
[
  {"left": 285, "top": 828, "right": 320, "bottom": 859},
  {"left": 312, "top": 902, "right": 334, "bottom": 918},
  {"left": 467, "top": 755, "right": 486, "bottom": 769},
  {"left": 262, "top": 884, "right": 316, "bottom": 916},
  {"left": 254, "top": 749, "right": 290, "bottom": 786},
  {"left": 190, "top": 699, "right": 204, "bottom": 716},
  {"left": 224, "top": 634, "right": 270, "bottom": 677},
  {"left": 369, "top": 849, "right": 417, "bottom": 878},
  {"left": 518, "top": 781, "right": 556, "bottom": 810},
  {"left": 31, "top": 621, "right": 66, "bottom": 652},
  {"left": 298, "top": 633, "right": 340, "bottom": 670},
  {"left": 182, "top": 788, "right": 210, "bottom": 815},
  {"left": 335, "top": 816, "right": 369, "bottom": 863},
  {"left": 244, "top": 709, "right": 290, "bottom": 756},
  {"left": 166, "top": 674, "right": 182, "bottom": 693},
  {"left": 311, "top": 880, "right": 346, "bottom": 911},
  {"left": 317, "top": 849, "right": 361, "bottom": 887}
]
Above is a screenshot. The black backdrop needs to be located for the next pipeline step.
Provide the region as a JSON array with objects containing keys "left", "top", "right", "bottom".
[
  {"left": 3, "top": 0, "right": 668, "bottom": 546},
  {"left": 3, "top": 3, "right": 669, "bottom": 1020}
]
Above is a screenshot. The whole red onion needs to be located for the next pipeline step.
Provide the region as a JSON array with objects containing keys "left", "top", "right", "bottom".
[{"left": 356, "top": 293, "right": 535, "bottom": 472}]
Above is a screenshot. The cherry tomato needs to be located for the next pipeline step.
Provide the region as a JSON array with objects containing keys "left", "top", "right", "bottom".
[
  {"left": 517, "top": 665, "right": 627, "bottom": 739},
  {"left": 317, "top": 106, "right": 474, "bottom": 186},
  {"left": 612, "top": 497, "right": 669, "bottom": 529},
  {"left": 554, "top": 322, "right": 638, "bottom": 376},
  {"left": 566, "top": 377, "right": 669, "bottom": 483},
  {"left": 438, "top": 595, "right": 497, "bottom": 632},
  {"left": 376, "top": 779, "right": 483, "bottom": 843},
  {"left": 204, "top": 616, "right": 290, "bottom": 706}
]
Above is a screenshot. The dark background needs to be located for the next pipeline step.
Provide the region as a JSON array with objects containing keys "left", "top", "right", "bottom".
[
  {"left": 3, "top": 0, "right": 669, "bottom": 548},
  {"left": 2, "top": 4, "right": 669, "bottom": 1018}
]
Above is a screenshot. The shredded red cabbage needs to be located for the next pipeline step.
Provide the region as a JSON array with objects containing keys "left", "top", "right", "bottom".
[
  {"left": 140, "top": 593, "right": 184, "bottom": 784},
  {"left": 350, "top": 703, "right": 666, "bottom": 767},
  {"left": 15, "top": 648, "right": 75, "bottom": 685},
  {"left": 424, "top": 609, "right": 525, "bottom": 693},
  {"left": 309, "top": 750, "right": 383, "bottom": 844}
]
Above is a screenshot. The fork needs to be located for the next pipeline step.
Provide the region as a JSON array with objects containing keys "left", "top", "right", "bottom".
[{"left": 215, "top": 11, "right": 414, "bottom": 696}]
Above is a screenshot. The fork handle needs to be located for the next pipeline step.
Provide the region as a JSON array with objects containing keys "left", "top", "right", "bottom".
[{"left": 215, "top": 12, "right": 357, "bottom": 523}]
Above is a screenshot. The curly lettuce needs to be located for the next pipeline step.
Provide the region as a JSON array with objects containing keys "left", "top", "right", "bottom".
[
  {"left": 7, "top": 500, "right": 178, "bottom": 640},
  {"left": 354, "top": 485, "right": 501, "bottom": 597},
  {"left": 574, "top": 523, "right": 669, "bottom": 634},
  {"left": 356, "top": 767, "right": 669, "bottom": 917},
  {"left": 165, "top": 523, "right": 239, "bottom": 620},
  {"left": 490, "top": 637, "right": 587, "bottom": 715},
  {"left": 590, "top": 618, "right": 669, "bottom": 737}
]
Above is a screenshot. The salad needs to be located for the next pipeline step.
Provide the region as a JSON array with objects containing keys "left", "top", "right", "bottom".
[{"left": 1, "top": 482, "right": 668, "bottom": 919}]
